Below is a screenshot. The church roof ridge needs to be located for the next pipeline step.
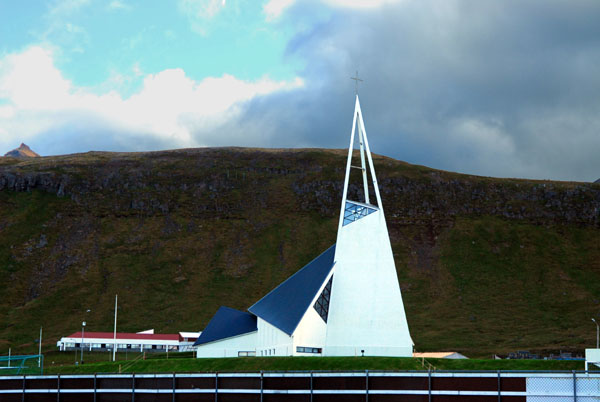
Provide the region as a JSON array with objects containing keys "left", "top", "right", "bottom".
[
  {"left": 193, "top": 306, "right": 257, "bottom": 346},
  {"left": 248, "top": 244, "right": 336, "bottom": 335}
]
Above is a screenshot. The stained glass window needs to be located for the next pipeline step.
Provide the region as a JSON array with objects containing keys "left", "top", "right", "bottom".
[
  {"left": 343, "top": 201, "right": 377, "bottom": 226},
  {"left": 313, "top": 276, "right": 333, "bottom": 323}
]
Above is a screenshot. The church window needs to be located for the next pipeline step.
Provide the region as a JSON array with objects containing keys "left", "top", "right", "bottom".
[
  {"left": 296, "top": 346, "right": 322, "bottom": 354},
  {"left": 313, "top": 276, "right": 333, "bottom": 323},
  {"left": 343, "top": 201, "right": 377, "bottom": 226}
]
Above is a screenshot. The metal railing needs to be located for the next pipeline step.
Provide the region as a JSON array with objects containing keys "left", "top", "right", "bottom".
[{"left": 0, "top": 370, "right": 599, "bottom": 400}]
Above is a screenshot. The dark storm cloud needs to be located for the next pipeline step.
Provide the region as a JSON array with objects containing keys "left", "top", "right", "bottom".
[{"left": 199, "top": 0, "right": 600, "bottom": 181}]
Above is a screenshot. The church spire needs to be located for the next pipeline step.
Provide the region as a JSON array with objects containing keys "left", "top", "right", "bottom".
[
  {"left": 325, "top": 89, "right": 413, "bottom": 357},
  {"left": 338, "top": 93, "right": 384, "bottom": 233}
]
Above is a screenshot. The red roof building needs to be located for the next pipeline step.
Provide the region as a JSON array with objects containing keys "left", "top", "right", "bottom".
[{"left": 56, "top": 330, "right": 200, "bottom": 353}]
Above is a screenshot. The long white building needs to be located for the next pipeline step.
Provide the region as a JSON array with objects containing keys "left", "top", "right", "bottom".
[
  {"left": 57, "top": 330, "right": 200, "bottom": 353},
  {"left": 195, "top": 94, "right": 413, "bottom": 358}
]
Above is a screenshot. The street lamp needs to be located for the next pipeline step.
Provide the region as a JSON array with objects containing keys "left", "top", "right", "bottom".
[
  {"left": 81, "top": 321, "right": 86, "bottom": 364},
  {"left": 592, "top": 318, "right": 599, "bottom": 349}
]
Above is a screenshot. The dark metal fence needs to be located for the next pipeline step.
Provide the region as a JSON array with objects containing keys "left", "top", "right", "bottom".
[{"left": 0, "top": 370, "right": 599, "bottom": 401}]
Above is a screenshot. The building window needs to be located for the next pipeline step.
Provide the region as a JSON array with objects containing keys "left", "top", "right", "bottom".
[
  {"left": 343, "top": 201, "right": 377, "bottom": 226},
  {"left": 314, "top": 276, "right": 333, "bottom": 323},
  {"left": 238, "top": 351, "right": 256, "bottom": 357},
  {"left": 296, "top": 346, "right": 322, "bottom": 354}
]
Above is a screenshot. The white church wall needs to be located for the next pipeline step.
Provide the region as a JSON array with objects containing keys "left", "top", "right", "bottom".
[
  {"left": 290, "top": 271, "right": 332, "bottom": 355},
  {"left": 292, "top": 307, "right": 327, "bottom": 355},
  {"left": 195, "top": 331, "right": 257, "bottom": 358},
  {"left": 325, "top": 210, "right": 413, "bottom": 357},
  {"left": 256, "top": 318, "right": 293, "bottom": 356}
]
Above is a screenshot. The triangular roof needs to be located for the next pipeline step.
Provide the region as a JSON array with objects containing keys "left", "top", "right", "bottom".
[
  {"left": 193, "top": 306, "right": 257, "bottom": 346},
  {"left": 248, "top": 244, "right": 336, "bottom": 336}
]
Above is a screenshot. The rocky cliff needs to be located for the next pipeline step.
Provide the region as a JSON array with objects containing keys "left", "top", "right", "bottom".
[{"left": 1, "top": 148, "right": 598, "bottom": 225}]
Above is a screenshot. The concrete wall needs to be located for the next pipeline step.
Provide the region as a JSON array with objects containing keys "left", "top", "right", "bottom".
[
  {"left": 195, "top": 331, "right": 257, "bottom": 358},
  {"left": 255, "top": 318, "right": 292, "bottom": 356}
]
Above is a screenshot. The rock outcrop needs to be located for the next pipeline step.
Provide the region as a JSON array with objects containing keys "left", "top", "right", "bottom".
[
  {"left": 3, "top": 143, "right": 40, "bottom": 158},
  {"left": 1, "top": 148, "right": 598, "bottom": 227}
]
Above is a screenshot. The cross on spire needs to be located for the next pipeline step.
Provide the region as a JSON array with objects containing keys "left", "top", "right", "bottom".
[{"left": 350, "top": 71, "right": 363, "bottom": 95}]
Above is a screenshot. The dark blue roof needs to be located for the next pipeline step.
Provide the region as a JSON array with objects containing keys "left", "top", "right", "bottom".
[
  {"left": 248, "top": 244, "right": 336, "bottom": 336},
  {"left": 194, "top": 306, "right": 257, "bottom": 346}
]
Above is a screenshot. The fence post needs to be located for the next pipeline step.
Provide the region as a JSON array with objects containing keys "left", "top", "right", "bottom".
[
  {"left": 497, "top": 370, "right": 501, "bottom": 402},
  {"left": 57, "top": 374, "right": 60, "bottom": 402},
  {"left": 132, "top": 373, "right": 135, "bottom": 402},
  {"left": 93, "top": 373, "right": 97, "bottom": 402},
  {"left": 22, "top": 375, "right": 25, "bottom": 402},
  {"left": 260, "top": 371, "right": 263, "bottom": 402},
  {"left": 310, "top": 371, "right": 313, "bottom": 402},
  {"left": 573, "top": 370, "right": 577, "bottom": 402},
  {"left": 172, "top": 373, "right": 176, "bottom": 402},
  {"left": 215, "top": 372, "right": 218, "bottom": 402},
  {"left": 365, "top": 370, "right": 369, "bottom": 402},
  {"left": 428, "top": 369, "right": 431, "bottom": 402}
]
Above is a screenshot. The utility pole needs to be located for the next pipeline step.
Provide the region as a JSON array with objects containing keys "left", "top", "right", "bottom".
[
  {"left": 38, "top": 327, "right": 42, "bottom": 368},
  {"left": 81, "top": 321, "right": 86, "bottom": 364},
  {"left": 113, "top": 294, "right": 118, "bottom": 362}
]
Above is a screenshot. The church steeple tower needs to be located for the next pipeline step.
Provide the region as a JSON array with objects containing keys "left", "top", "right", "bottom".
[
  {"left": 338, "top": 94, "right": 384, "bottom": 232},
  {"left": 325, "top": 91, "right": 413, "bottom": 357}
]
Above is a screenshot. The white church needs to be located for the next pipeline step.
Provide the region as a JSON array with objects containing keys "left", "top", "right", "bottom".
[{"left": 194, "top": 94, "right": 413, "bottom": 358}]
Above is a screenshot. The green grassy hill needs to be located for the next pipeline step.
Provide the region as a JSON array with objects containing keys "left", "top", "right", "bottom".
[{"left": 0, "top": 147, "right": 599, "bottom": 359}]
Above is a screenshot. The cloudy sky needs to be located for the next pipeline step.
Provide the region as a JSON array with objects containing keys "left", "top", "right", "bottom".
[{"left": 1, "top": 0, "right": 599, "bottom": 181}]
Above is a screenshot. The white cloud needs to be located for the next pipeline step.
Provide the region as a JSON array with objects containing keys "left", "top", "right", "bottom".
[
  {"left": 322, "top": 0, "right": 402, "bottom": 8},
  {"left": 0, "top": 46, "right": 303, "bottom": 153},
  {"left": 46, "top": 0, "right": 91, "bottom": 18},
  {"left": 263, "top": 0, "right": 403, "bottom": 20},
  {"left": 108, "top": 1, "right": 131, "bottom": 11},
  {"left": 263, "top": 0, "right": 296, "bottom": 21},
  {"left": 0, "top": 47, "right": 72, "bottom": 110},
  {"left": 178, "top": 0, "right": 228, "bottom": 35},
  {"left": 179, "top": 0, "right": 226, "bottom": 19},
  {"left": 41, "top": 0, "right": 91, "bottom": 53}
]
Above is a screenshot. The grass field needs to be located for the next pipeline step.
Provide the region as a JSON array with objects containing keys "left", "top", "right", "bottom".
[{"left": 41, "top": 356, "right": 585, "bottom": 375}]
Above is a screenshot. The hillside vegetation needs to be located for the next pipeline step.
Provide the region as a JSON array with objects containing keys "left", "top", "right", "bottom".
[{"left": 0, "top": 147, "right": 599, "bottom": 358}]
